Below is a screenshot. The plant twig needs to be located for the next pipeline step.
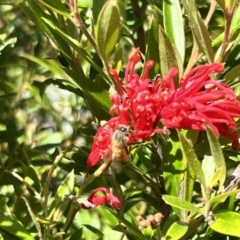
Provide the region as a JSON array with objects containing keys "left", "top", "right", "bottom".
[
  {"left": 3, "top": 169, "right": 42, "bottom": 203},
  {"left": 204, "top": 0, "right": 217, "bottom": 26},
  {"left": 22, "top": 196, "right": 43, "bottom": 240},
  {"left": 216, "top": 11, "right": 233, "bottom": 63}
]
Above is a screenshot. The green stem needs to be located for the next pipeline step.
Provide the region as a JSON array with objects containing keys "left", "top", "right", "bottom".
[{"left": 43, "top": 147, "right": 71, "bottom": 239}]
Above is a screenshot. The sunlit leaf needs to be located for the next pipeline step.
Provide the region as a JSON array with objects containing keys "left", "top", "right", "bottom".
[
  {"left": 209, "top": 189, "right": 240, "bottom": 207},
  {"left": 159, "top": 26, "right": 180, "bottom": 84},
  {"left": 49, "top": 170, "right": 75, "bottom": 219},
  {"left": 162, "top": 195, "right": 202, "bottom": 214},
  {"left": 206, "top": 126, "right": 226, "bottom": 192},
  {"left": 210, "top": 211, "right": 240, "bottom": 237},
  {"left": 166, "top": 221, "right": 188, "bottom": 239},
  {"left": 0, "top": 211, "right": 35, "bottom": 240},
  {"left": 178, "top": 131, "right": 206, "bottom": 189},
  {"left": 181, "top": 0, "right": 214, "bottom": 62},
  {"left": 163, "top": 0, "right": 185, "bottom": 63},
  {"left": 25, "top": 166, "right": 41, "bottom": 193},
  {"left": 95, "top": 1, "right": 121, "bottom": 60}
]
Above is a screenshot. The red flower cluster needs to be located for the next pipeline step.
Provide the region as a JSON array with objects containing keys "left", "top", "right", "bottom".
[
  {"left": 159, "top": 64, "right": 240, "bottom": 150},
  {"left": 81, "top": 187, "right": 121, "bottom": 209},
  {"left": 87, "top": 48, "right": 240, "bottom": 167}
]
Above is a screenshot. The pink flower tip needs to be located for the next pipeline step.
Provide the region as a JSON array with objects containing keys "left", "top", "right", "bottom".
[{"left": 81, "top": 187, "right": 122, "bottom": 209}]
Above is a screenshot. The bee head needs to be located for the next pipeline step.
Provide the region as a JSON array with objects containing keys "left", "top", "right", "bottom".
[{"left": 117, "top": 124, "right": 130, "bottom": 134}]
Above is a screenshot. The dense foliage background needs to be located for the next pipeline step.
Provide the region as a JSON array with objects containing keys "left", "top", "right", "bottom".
[{"left": 1, "top": 0, "right": 240, "bottom": 239}]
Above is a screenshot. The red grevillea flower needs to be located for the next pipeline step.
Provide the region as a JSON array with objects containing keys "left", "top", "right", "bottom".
[
  {"left": 159, "top": 64, "right": 240, "bottom": 150},
  {"left": 87, "top": 48, "right": 240, "bottom": 167},
  {"left": 81, "top": 187, "right": 121, "bottom": 209},
  {"left": 87, "top": 118, "right": 119, "bottom": 167},
  {"left": 110, "top": 48, "right": 165, "bottom": 142}
]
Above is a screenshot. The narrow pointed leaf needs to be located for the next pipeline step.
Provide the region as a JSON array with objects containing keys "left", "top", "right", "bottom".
[
  {"left": 209, "top": 189, "right": 240, "bottom": 207},
  {"left": 181, "top": 0, "right": 214, "bottom": 62},
  {"left": 95, "top": 1, "right": 121, "bottom": 60},
  {"left": 159, "top": 26, "right": 180, "bottom": 83},
  {"left": 162, "top": 195, "right": 201, "bottom": 214},
  {"left": 206, "top": 126, "right": 226, "bottom": 191},
  {"left": 0, "top": 211, "right": 35, "bottom": 240},
  {"left": 163, "top": 133, "right": 185, "bottom": 199},
  {"left": 178, "top": 131, "right": 206, "bottom": 188},
  {"left": 145, "top": 17, "right": 160, "bottom": 77},
  {"left": 163, "top": 0, "right": 185, "bottom": 62},
  {"left": 25, "top": 166, "right": 41, "bottom": 193},
  {"left": 49, "top": 170, "right": 75, "bottom": 217}
]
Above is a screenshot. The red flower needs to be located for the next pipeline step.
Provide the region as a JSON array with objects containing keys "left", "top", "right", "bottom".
[
  {"left": 159, "top": 64, "right": 240, "bottom": 150},
  {"left": 87, "top": 49, "right": 240, "bottom": 168},
  {"left": 110, "top": 48, "right": 165, "bottom": 142},
  {"left": 81, "top": 187, "right": 121, "bottom": 209},
  {"left": 87, "top": 118, "right": 119, "bottom": 167}
]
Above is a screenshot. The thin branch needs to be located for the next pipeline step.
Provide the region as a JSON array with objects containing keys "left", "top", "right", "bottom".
[
  {"left": 216, "top": 12, "right": 232, "bottom": 63},
  {"left": 22, "top": 197, "right": 43, "bottom": 240},
  {"left": 204, "top": 0, "right": 217, "bottom": 26},
  {"left": 3, "top": 169, "right": 42, "bottom": 203}
]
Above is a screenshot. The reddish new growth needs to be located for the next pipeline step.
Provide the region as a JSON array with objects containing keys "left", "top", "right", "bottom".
[
  {"left": 81, "top": 187, "right": 121, "bottom": 209},
  {"left": 87, "top": 48, "right": 240, "bottom": 167}
]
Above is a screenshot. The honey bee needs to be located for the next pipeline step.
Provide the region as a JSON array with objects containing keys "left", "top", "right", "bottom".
[{"left": 111, "top": 124, "right": 131, "bottom": 165}]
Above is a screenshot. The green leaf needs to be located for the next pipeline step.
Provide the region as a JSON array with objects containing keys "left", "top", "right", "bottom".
[
  {"left": 21, "top": 54, "right": 69, "bottom": 77},
  {"left": 21, "top": 0, "right": 73, "bottom": 63},
  {"left": 0, "top": 211, "right": 35, "bottom": 240},
  {"left": 37, "top": 79, "right": 83, "bottom": 99},
  {"left": 63, "top": 68, "right": 111, "bottom": 120},
  {"left": 96, "top": 1, "right": 121, "bottom": 60},
  {"left": 162, "top": 195, "right": 202, "bottom": 214},
  {"left": 38, "top": 0, "right": 69, "bottom": 16},
  {"left": 25, "top": 166, "right": 41, "bottom": 193},
  {"left": 36, "top": 215, "right": 60, "bottom": 226},
  {"left": 55, "top": 170, "right": 74, "bottom": 198},
  {"left": 0, "top": 92, "right": 17, "bottom": 101},
  {"left": 69, "top": 227, "right": 83, "bottom": 240},
  {"left": 0, "top": 130, "right": 24, "bottom": 142},
  {"left": 41, "top": 17, "right": 109, "bottom": 79},
  {"left": 224, "top": 64, "right": 240, "bottom": 83},
  {"left": 83, "top": 224, "right": 104, "bottom": 237},
  {"left": 166, "top": 221, "right": 188, "bottom": 239},
  {"left": 50, "top": 170, "right": 75, "bottom": 217},
  {"left": 97, "top": 229, "right": 124, "bottom": 240},
  {"left": 158, "top": 26, "right": 180, "bottom": 84},
  {"left": 209, "top": 189, "right": 240, "bottom": 207},
  {"left": 210, "top": 211, "right": 240, "bottom": 237},
  {"left": 163, "top": 131, "right": 185, "bottom": 198},
  {"left": 215, "top": 0, "right": 225, "bottom": 9},
  {"left": 206, "top": 126, "right": 226, "bottom": 191},
  {"left": 212, "top": 3, "right": 240, "bottom": 47},
  {"left": 201, "top": 155, "right": 216, "bottom": 188},
  {"left": 145, "top": 17, "right": 160, "bottom": 78},
  {"left": 181, "top": 0, "right": 214, "bottom": 63},
  {"left": 178, "top": 131, "right": 206, "bottom": 189},
  {"left": 163, "top": 0, "right": 185, "bottom": 63},
  {"left": 93, "top": 0, "right": 107, "bottom": 25},
  {"left": 0, "top": 39, "right": 16, "bottom": 67}
]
